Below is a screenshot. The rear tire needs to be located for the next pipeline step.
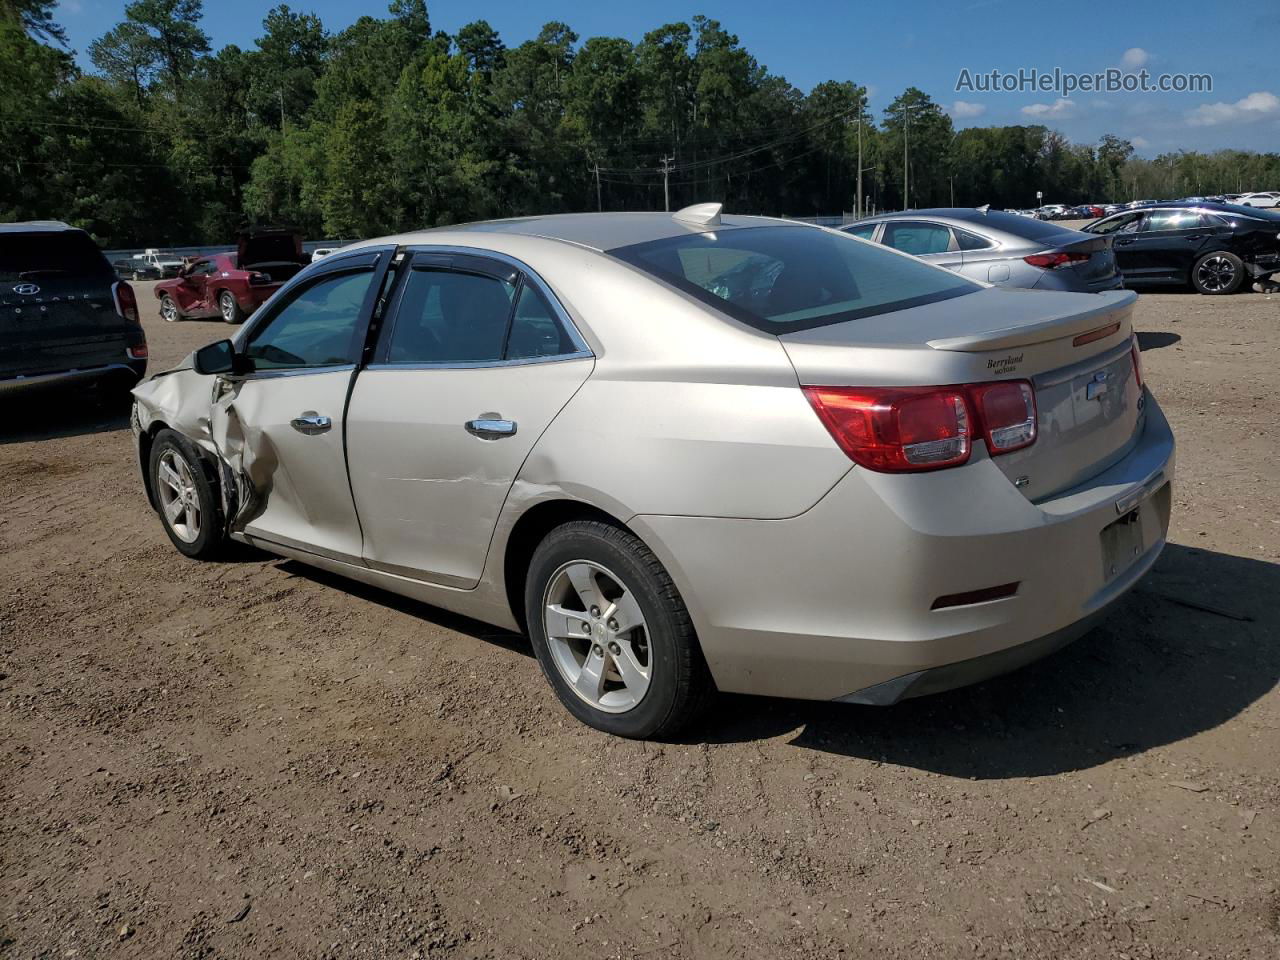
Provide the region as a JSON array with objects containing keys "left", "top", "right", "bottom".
[
  {"left": 159, "top": 295, "right": 181, "bottom": 323},
  {"left": 218, "top": 290, "right": 245, "bottom": 324},
  {"left": 524, "top": 519, "right": 713, "bottom": 739},
  {"left": 148, "top": 429, "right": 227, "bottom": 560},
  {"left": 1191, "top": 251, "right": 1244, "bottom": 295}
]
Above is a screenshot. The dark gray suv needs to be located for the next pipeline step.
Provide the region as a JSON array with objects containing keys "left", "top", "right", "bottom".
[{"left": 0, "top": 221, "right": 147, "bottom": 400}]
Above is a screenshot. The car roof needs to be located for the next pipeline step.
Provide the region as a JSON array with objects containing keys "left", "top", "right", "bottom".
[
  {"left": 364, "top": 211, "right": 801, "bottom": 253},
  {"left": 0, "top": 220, "right": 77, "bottom": 233}
]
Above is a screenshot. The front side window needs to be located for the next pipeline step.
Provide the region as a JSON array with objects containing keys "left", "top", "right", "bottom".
[
  {"left": 610, "top": 225, "right": 976, "bottom": 333},
  {"left": 882, "top": 221, "right": 953, "bottom": 255},
  {"left": 188, "top": 259, "right": 216, "bottom": 277},
  {"left": 243, "top": 270, "right": 373, "bottom": 370}
]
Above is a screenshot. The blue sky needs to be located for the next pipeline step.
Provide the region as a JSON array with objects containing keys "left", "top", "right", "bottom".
[{"left": 54, "top": 0, "right": 1279, "bottom": 154}]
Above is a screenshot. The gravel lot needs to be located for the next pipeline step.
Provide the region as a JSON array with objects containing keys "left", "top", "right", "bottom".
[{"left": 2, "top": 280, "right": 1278, "bottom": 959}]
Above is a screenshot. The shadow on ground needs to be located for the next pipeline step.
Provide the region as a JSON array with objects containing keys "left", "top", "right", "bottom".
[
  {"left": 277, "top": 558, "right": 532, "bottom": 658},
  {"left": 697, "top": 543, "right": 1278, "bottom": 777},
  {"left": 0, "top": 387, "right": 131, "bottom": 444},
  {"left": 1138, "top": 331, "right": 1182, "bottom": 351}
]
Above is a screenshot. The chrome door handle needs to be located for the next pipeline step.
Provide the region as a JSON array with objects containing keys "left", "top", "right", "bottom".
[
  {"left": 465, "top": 417, "right": 517, "bottom": 440},
  {"left": 291, "top": 412, "right": 332, "bottom": 434}
]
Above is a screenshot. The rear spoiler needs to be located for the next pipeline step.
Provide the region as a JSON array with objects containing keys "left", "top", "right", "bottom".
[{"left": 927, "top": 290, "right": 1136, "bottom": 352}]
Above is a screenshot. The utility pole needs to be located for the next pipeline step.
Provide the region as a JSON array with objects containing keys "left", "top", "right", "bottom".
[
  {"left": 660, "top": 155, "right": 675, "bottom": 212},
  {"left": 593, "top": 163, "right": 602, "bottom": 212},
  {"left": 903, "top": 103, "right": 910, "bottom": 211},
  {"left": 856, "top": 109, "right": 863, "bottom": 220}
]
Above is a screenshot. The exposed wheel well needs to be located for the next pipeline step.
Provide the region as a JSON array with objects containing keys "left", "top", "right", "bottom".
[
  {"left": 503, "top": 499, "right": 630, "bottom": 633},
  {"left": 137, "top": 420, "right": 168, "bottom": 510}
]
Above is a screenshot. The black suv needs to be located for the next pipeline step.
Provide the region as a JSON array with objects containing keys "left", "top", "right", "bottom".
[{"left": 0, "top": 221, "right": 147, "bottom": 401}]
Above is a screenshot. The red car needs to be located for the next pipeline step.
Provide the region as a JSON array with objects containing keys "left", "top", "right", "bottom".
[{"left": 154, "top": 228, "right": 307, "bottom": 324}]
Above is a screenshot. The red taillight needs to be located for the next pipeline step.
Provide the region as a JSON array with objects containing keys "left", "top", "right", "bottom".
[
  {"left": 804, "top": 380, "right": 1038, "bottom": 473},
  {"left": 113, "top": 281, "right": 140, "bottom": 324},
  {"left": 1130, "top": 335, "right": 1144, "bottom": 390},
  {"left": 127, "top": 343, "right": 148, "bottom": 359},
  {"left": 970, "top": 380, "right": 1037, "bottom": 453},
  {"left": 803, "top": 386, "right": 971, "bottom": 472},
  {"left": 1023, "top": 251, "right": 1090, "bottom": 269}
]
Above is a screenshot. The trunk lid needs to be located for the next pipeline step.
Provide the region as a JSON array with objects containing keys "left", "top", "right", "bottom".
[
  {"left": 780, "top": 287, "right": 1143, "bottom": 501},
  {"left": 237, "top": 226, "right": 306, "bottom": 270}
]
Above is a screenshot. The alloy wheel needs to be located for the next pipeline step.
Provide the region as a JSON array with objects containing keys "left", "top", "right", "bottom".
[
  {"left": 542, "top": 560, "right": 652, "bottom": 713},
  {"left": 220, "top": 293, "right": 236, "bottom": 322},
  {"left": 160, "top": 298, "right": 178, "bottom": 322},
  {"left": 1196, "top": 255, "right": 1236, "bottom": 292},
  {"left": 156, "top": 448, "right": 201, "bottom": 544}
]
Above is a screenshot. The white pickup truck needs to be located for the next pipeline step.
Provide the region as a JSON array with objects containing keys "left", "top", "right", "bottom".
[{"left": 115, "top": 248, "right": 184, "bottom": 280}]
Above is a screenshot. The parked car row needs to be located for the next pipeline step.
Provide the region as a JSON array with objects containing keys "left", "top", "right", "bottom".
[{"left": 843, "top": 201, "right": 1280, "bottom": 295}]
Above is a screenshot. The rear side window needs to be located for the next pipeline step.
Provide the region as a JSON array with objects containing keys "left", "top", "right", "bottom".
[
  {"left": 844, "top": 223, "right": 877, "bottom": 241},
  {"left": 0, "top": 230, "right": 112, "bottom": 281},
  {"left": 387, "top": 269, "right": 516, "bottom": 364},
  {"left": 883, "top": 222, "right": 952, "bottom": 255},
  {"left": 610, "top": 225, "right": 976, "bottom": 333},
  {"left": 1141, "top": 211, "right": 1200, "bottom": 232},
  {"left": 507, "top": 284, "right": 576, "bottom": 360},
  {"left": 955, "top": 228, "right": 995, "bottom": 251}
]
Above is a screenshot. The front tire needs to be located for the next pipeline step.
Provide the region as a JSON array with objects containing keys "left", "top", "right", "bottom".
[
  {"left": 218, "top": 290, "right": 245, "bottom": 324},
  {"left": 1191, "top": 251, "right": 1244, "bottom": 295},
  {"left": 159, "top": 295, "right": 181, "bottom": 323},
  {"left": 525, "top": 520, "right": 713, "bottom": 739},
  {"left": 148, "top": 429, "right": 227, "bottom": 560}
]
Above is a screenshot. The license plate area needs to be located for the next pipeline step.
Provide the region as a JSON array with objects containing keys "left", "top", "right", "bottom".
[{"left": 1101, "top": 508, "right": 1145, "bottom": 581}]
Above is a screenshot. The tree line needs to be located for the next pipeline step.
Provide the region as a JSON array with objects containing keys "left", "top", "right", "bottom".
[{"left": 2, "top": 0, "right": 1278, "bottom": 247}]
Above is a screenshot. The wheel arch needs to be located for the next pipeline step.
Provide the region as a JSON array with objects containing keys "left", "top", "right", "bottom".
[{"left": 502, "top": 499, "right": 634, "bottom": 633}]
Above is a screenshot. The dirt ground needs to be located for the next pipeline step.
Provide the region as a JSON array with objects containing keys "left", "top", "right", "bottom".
[{"left": 2, "top": 280, "right": 1277, "bottom": 960}]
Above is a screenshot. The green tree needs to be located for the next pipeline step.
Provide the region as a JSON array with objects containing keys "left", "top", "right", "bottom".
[{"left": 121, "top": 0, "right": 210, "bottom": 91}]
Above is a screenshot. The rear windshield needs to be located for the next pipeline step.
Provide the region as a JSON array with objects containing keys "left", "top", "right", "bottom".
[
  {"left": 1223, "top": 204, "right": 1280, "bottom": 221},
  {"left": 0, "top": 230, "right": 112, "bottom": 281},
  {"left": 989, "top": 211, "right": 1089, "bottom": 239},
  {"left": 609, "top": 225, "right": 977, "bottom": 333}
]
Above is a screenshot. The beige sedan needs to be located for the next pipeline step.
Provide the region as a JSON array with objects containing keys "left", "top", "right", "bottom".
[{"left": 132, "top": 205, "right": 1174, "bottom": 738}]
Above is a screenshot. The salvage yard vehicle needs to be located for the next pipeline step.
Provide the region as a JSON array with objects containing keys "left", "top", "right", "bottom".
[
  {"left": 2, "top": 220, "right": 147, "bottom": 400},
  {"left": 153, "top": 227, "right": 308, "bottom": 324},
  {"left": 1083, "top": 202, "right": 1280, "bottom": 294},
  {"left": 842, "top": 208, "right": 1123, "bottom": 292},
  {"left": 132, "top": 205, "right": 1174, "bottom": 739}
]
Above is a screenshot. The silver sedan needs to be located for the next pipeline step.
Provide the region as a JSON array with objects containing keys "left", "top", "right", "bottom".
[
  {"left": 132, "top": 205, "right": 1174, "bottom": 738},
  {"left": 843, "top": 208, "right": 1124, "bottom": 293}
]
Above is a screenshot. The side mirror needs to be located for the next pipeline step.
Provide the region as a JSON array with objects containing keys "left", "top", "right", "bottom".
[{"left": 193, "top": 339, "right": 239, "bottom": 376}]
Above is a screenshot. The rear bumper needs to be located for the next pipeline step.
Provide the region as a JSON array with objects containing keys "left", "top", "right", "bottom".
[
  {"left": 631, "top": 393, "right": 1175, "bottom": 702},
  {"left": 0, "top": 360, "right": 145, "bottom": 395}
]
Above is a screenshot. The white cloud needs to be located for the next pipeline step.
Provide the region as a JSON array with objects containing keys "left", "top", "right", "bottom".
[
  {"left": 1130, "top": 136, "right": 1151, "bottom": 149},
  {"left": 1187, "top": 91, "right": 1280, "bottom": 127},
  {"left": 950, "top": 100, "right": 987, "bottom": 119},
  {"left": 1021, "top": 98, "right": 1077, "bottom": 119},
  {"left": 1120, "top": 47, "right": 1149, "bottom": 69}
]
